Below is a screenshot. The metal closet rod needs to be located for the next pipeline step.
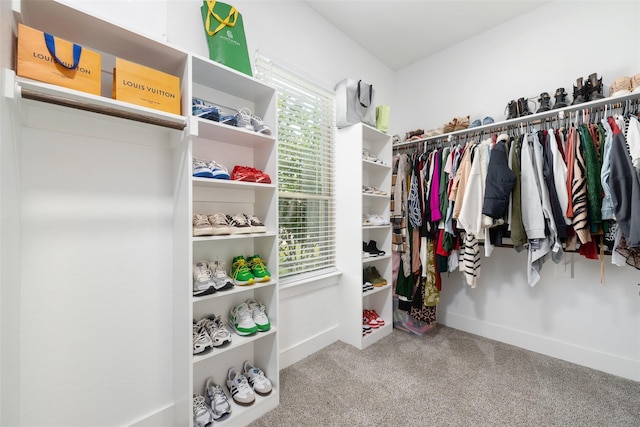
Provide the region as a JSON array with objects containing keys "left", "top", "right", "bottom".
[{"left": 393, "top": 91, "right": 640, "bottom": 149}]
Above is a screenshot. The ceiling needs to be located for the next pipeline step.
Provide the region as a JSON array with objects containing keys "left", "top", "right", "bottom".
[{"left": 304, "top": 1, "right": 549, "bottom": 70}]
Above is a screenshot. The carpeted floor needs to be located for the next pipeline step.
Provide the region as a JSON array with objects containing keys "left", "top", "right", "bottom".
[{"left": 249, "top": 326, "right": 640, "bottom": 426}]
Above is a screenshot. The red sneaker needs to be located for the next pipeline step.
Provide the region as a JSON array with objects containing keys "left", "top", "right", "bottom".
[
  {"left": 363, "top": 310, "right": 380, "bottom": 329},
  {"left": 231, "top": 165, "right": 256, "bottom": 182},
  {"left": 365, "top": 309, "right": 384, "bottom": 327}
]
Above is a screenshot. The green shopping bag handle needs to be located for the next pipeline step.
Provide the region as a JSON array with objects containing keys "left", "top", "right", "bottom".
[
  {"left": 44, "top": 32, "right": 82, "bottom": 70},
  {"left": 205, "top": 0, "right": 238, "bottom": 36},
  {"left": 357, "top": 80, "right": 373, "bottom": 108}
]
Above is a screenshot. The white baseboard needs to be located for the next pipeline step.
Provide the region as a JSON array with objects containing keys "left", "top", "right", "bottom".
[
  {"left": 280, "top": 325, "right": 340, "bottom": 369},
  {"left": 128, "top": 402, "right": 176, "bottom": 427},
  {"left": 439, "top": 310, "right": 640, "bottom": 382}
]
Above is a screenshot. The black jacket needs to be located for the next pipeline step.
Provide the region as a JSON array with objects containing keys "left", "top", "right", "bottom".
[{"left": 482, "top": 137, "right": 516, "bottom": 219}]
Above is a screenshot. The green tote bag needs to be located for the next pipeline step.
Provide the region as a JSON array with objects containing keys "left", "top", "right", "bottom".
[{"left": 201, "top": 0, "right": 252, "bottom": 76}]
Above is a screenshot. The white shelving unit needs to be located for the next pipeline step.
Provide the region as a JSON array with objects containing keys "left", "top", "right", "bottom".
[
  {"left": 336, "top": 123, "right": 393, "bottom": 349},
  {"left": 186, "top": 65, "right": 279, "bottom": 426},
  {"left": 2, "top": 1, "right": 278, "bottom": 426}
]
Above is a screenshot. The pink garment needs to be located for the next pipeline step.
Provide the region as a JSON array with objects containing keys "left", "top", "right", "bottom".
[{"left": 430, "top": 151, "right": 442, "bottom": 222}]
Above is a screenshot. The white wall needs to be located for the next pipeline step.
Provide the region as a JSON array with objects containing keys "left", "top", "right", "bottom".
[{"left": 394, "top": 1, "right": 640, "bottom": 381}]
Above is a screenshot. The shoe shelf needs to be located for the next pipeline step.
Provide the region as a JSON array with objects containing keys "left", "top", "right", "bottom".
[
  {"left": 192, "top": 177, "right": 276, "bottom": 191},
  {"left": 6, "top": 1, "right": 279, "bottom": 426},
  {"left": 362, "top": 283, "right": 391, "bottom": 297},
  {"left": 192, "top": 232, "right": 278, "bottom": 242},
  {"left": 192, "top": 328, "right": 277, "bottom": 365},
  {"left": 191, "top": 117, "right": 276, "bottom": 149},
  {"left": 363, "top": 254, "right": 392, "bottom": 263},
  {"left": 337, "top": 123, "right": 393, "bottom": 350},
  {"left": 193, "top": 280, "right": 277, "bottom": 304},
  {"left": 363, "top": 192, "right": 390, "bottom": 199},
  {"left": 362, "top": 323, "right": 393, "bottom": 346}
]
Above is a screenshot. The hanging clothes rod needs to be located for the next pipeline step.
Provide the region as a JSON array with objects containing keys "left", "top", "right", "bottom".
[{"left": 393, "top": 91, "right": 640, "bottom": 149}]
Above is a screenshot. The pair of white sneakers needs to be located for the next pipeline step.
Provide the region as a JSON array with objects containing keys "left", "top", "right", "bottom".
[
  {"left": 193, "top": 260, "right": 234, "bottom": 297},
  {"left": 226, "top": 361, "right": 273, "bottom": 406},
  {"left": 193, "top": 376, "right": 233, "bottom": 426},
  {"left": 192, "top": 315, "right": 232, "bottom": 355}
]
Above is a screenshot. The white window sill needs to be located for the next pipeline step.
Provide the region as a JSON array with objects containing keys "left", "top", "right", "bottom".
[{"left": 279, "top": 269, "right": 342, "bottom": 299}]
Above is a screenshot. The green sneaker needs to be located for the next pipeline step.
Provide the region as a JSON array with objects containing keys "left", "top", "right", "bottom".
[
  {"left": 231, "top": 256, "right": 255, "bottom": 286},
  {"left": 247, "top": 255, "right": 271, "bottom": 282}
]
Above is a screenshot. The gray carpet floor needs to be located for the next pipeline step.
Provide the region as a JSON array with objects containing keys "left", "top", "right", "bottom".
[{"left": 249, "top": 326, "right": 640, "bottom": 427}]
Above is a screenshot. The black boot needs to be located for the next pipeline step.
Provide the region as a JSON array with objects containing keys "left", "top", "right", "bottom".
[
  {"left": 506, "top": 100, "right": 518, "bottom": 119},
  {"left": 537, "top": 92, "right": 552, "bottom": 112},
  {"left": 517, "top": 97, "right": 532, "bottom": 116},
  {"left": 587, "top": 73, "right": 605, "bottom": 100},
  {"left": 572, "top": 77, "right": 587, "bottom": 105},
  {"left": 553, "top": 88, "right": 569, "bottom": 109}
]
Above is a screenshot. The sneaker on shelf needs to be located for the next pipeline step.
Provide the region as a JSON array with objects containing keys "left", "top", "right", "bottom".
[
  {"left": 362, "top": 241, "right": 370, "bottom": 258},
  {"left": 246, "top": 298, "right": 271, "bottom": 332},
  {"left": 362, "top": 318, "right": 372, "bottom": 335},
  {"left": 204, "top": 378, "right": 232, "bottom": 420},
  {"left": 209, "top": 260, "right": 235, "bottom": 291},
  {"left": 193, "top": 214, "right": 215, "bottom": 237},
  {"left": 193, "top": 158, "right": 214, "bottom": 178},
  {"left": 252, "top": 167, "right": 271, "bottom": 184},
  {"left": 193, "top": 393, "right": 215, "bottom": 427},
  {"left": 246, "top": 254, "right": 271, "bottom": 282},
  {"left": 235, "top": 107, "right": 255, "bottom": 131},
  {"left": 243, "top": 213, "right": 267, "bottom": 233},
  {"left": 231, "top": 165, "right": 256, "bottom": 182},
  {"left": 364, "top": 213, "right": 387, "bottom": 226},
  {"left": 219, "top": 114, "right": 238, "bottom": 127},
  {"left": 362, "top": 281, "right": 374, "bottom": 292},
  {"left": 193, "top": 320, "right": 213, "bottom": 354},
  {"left": 192, "top": 98, "right": 220, "bottom": 122},
  {"left": 242, "top": 361, "right": 273, "bottom": 396},
  {"left": 231, "top": 256, "right": 255, "bottom": 285},
  {"left": 226, "top": 367, "right": 255, "bottom": 406},
  {"left": 365, "top": 309, "right": 385, "bottom": 327},
  {"left": 249, "top": 113, "right": 271, "bottom": 135},
  {"left": 206, "top": 160, "right": 230, "bottom": 180},
  {"left": 197, "top": 315, "right": 232, "bottom": 347},
  {"left": 193, "top": 261, "right": 217, "bottom": 297},
  {"left": 229, "top": 302, "right": 258, "bottom": 336},
  {"left": 365, "top": 240, "right": 386, "bottom": 257},
  {"left": 227, "top": 213, "right": 253, "bottom": 234},
  {"left": 363, "top": 309, "right": 380, "bottom": 329},
  {"left": 206, "top": 213, "right": 231, "bottom": 235},
  {"left": 363, "top": 266, "right": 388, "bottom": 287}
]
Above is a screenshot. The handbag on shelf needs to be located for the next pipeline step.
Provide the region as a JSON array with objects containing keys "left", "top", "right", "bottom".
[
  {"left": 201, "top": 0, "right": 252, "bottom": 76},
  {"left": 335, "top": 78, "right": 377, "bottom": 128}
]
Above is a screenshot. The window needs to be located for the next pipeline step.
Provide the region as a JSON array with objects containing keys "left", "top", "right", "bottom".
[{"left": 254, "top": 55, "right": 336, "bottom": 281}]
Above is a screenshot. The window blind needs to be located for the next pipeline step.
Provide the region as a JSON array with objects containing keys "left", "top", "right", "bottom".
[{"left": 254, "top": 55, "right": 337, "bottom": 280}]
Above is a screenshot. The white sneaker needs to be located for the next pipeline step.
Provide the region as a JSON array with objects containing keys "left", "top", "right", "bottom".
[
  {"left": 243, "top": 213, "right": 267, "bottom": 233},
  {"left": 228, "top": 302, "right": 258, "bottom": 336},
  {"left": 226, "top": 367, "right": 255, "bottom": 405},
  {"left": 193, "top": 214, "right": 214, "bottom": 236},
  {"left": 227, "top": 213, "right": 253, "bottom": 234},
  {"left": 242, "top": 361, "right": 273, "bottom": 396},
  {"left": 249, "top": 113, "right": 271, "bottom": 135},
  {"left": 197, "top": 315, "right": 232, "bottom": 348},
  {"left": 234, "top": 107, "right": 254, "bottom": 131},
  {"left": 193, "top": 321, "right": 213, "bottom": 355},
  {"left": 193, "top": 394, "right": 215, "bottom": 427},
  {"left": 246, "top": 299, "right": 271, "bottom": 332},
  {"left": 204, "top": 378, "right": 232, "bottom": 419},
  {"left": 208, "top": 261, "right": 234, "bottom": 291},
  {"left": 193, "top": 262, "right": 216, "bottom": 297},
  {"left": 206, "top": 213, "right": 231, "bottom": 235}
]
